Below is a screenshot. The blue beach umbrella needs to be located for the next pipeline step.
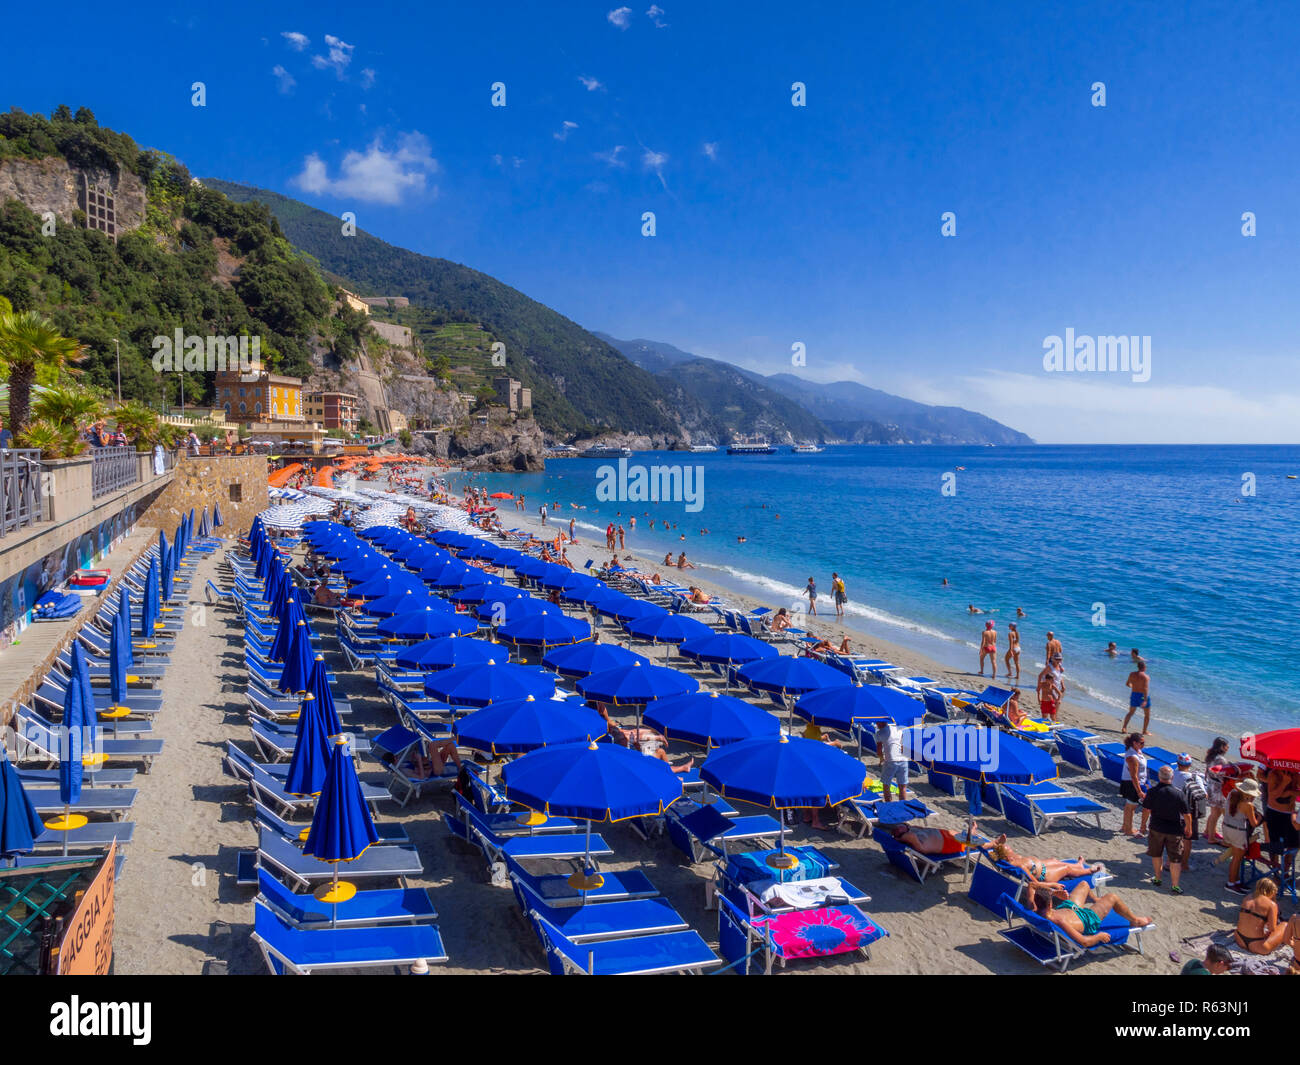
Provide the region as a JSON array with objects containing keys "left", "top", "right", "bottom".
[
  {"left": 535, "top": 564, "right": 579, "bottom": 590},
  {"left": 474, "top": 595, "right": 557, "bottom": 625},
  {"left": 139, "top": 564, "right": 159, "bottom": 639},
  {"left": 55, "top": 644, "right": 96, "bottom": 854},
  {"left": 0, "top": 747, "right": 44, "bottom": 862},
  {"left": 511, "top": 556, "right": 553, "bottom": 579},
  {"left": 542, "top": 642, "right": 648, "bottom": 679},
  {"left": 644, "top": 691, "right": 781, "bottom": 749},
  {"left": 503, "top": 741, "right": 682, "bottom": 894},
  {"left": 303, "top": 738, "right": 380, "bottom": 925},
  {"left": 678, "top": 631, "right": 777, "bottom": 692},
  {"left": 497, "top": 612, "right": 591, "bottom": 650},
  {"left": 395, "top": 637, "right": 500, "bottom": 673},
  {"left": 737, "top": 656, "right": 851, "bottom": 727},
  {"left": 269, "top": 597, "right": 308, "bottom": 663},
  {"left": 106, "top": 611, "right": 131, "bottom": 722},
  {"left": 623, "top": 612, "right": 713, "bottom": 659},
  {"left": 160, "top": 543, "right": 174, "bottom": 603},
  {"left": 213, "top": 502, "right": 223, "bottom": 529},
  {"left": 576, "top": 662, "right": 698, "bottom": 707},
  {"left": 115, "top": 590, "right": 135, "bottom": 657},
  {"left": 277, "top": 620, "right": 315, "bottom": 695},
  {"left": 305, "top": 654, "right": 343, "bottom": 736},
  {"left": 701, "top": 735, "right": 868, "bottom": 869},
  {"left": 447, "top": 581, "right": 509, "bottom": 606},
  {"left": 455, "top": 696, "right": 606, "bottom": 756},
  {"left": 361, "top": 588, "right": 435, "bottom": 618},
  {"left": 199, "top": 509, "right": 210, "bottom": 538},
  {"left": 592, "top": 595, "right": 666, "bottom": 624},
  {"left": 794, "top": 685, "right": 927, "bottom": 734},
  {"left": 348, "top": 571, "right": 417, "bottom": 599},
  {"left": 377, "top": 607, "right": 478, "bottom": 641},
  {"left": 284, "top": 691, "right": 332, "bottom": 797},
  {"left": 903, "top": 723, "right": 1057, "bottom": 816},
  {"left": 563, "top": 582, "right": 615, "bottom": 607},
  {"left": 424, "top": 662, "right": 556, "bottom": 708},
  {"left": 425, "top": 562, "right": 475, "bottom": 590}
]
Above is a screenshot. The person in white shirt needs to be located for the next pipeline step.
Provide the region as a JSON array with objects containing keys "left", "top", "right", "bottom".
[{"left": 875, "top": 721, "right": 908, "bottom": 802}]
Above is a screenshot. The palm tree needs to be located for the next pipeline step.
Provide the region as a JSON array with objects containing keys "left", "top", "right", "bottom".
[{"left": 0, "top": 311, "right": 87, "bottom": 437}]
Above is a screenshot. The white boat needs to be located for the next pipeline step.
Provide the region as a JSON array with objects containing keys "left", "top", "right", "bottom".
[
  {"left": 792, "top": 441, "right": 824, "bottom": 454},
  {"left": 580, "top": 445, "right": 633, "bottom": 458},
  {"left": 689, "top": 444, "right": 718, "bottom": 453},
  {"left": 727, "top": 435, "right": 776, "bottom": 455}
]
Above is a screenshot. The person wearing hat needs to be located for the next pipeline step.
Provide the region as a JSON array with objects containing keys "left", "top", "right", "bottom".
[{"left": 1223, "top": 777, "right": 1264, "bottom": 894}]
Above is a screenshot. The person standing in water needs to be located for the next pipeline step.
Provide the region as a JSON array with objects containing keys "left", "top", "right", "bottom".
[
  {"left": 1004, "top": 622, "right": 1021, "bottom": 680},
  {"left": 978, "top": 620, "right": 998, "bottom": 677},
  {"left": 1122, "top": 659, "right": 1152, "bottom": 735},
  {"left": 831, "top": 573, "right": 847, "bottom": 619},
  {"left": 805, "top": 577, "right": 818, "bottom": 616},
  {"left": 1045, "top": 630, "right": 1063, "bottom": 665}
]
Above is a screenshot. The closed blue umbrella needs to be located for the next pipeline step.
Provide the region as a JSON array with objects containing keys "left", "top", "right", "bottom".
[
  {"left": 576, "top": 662, "right": 698, "bottom": 707},
  {"left": 213, "top": 502, "right": 223, "bottom": 528},
  {"left": 543, "top": 642, "right": 648, "bottom": 679},
  {"left": 395, "top": 637, "right": 499, "bottom": 673},
  {"left": 424, "top": 662, "right": 555, "bottom": 708},
  {"left": 377, "top": 608, "right": 478, "bottom": 641},
  {"left": 160, "top": 542, "right": 174, "bottom": 602},
  {"left": 1, "top": 747, "right": 44, "bottom": 862},
  {"left": 794, "top": 685, "right": 927, "bottom": 734},
  {"left": 644, "top": 691, "right": 781, "bottom": 749},
  {"left": 701, "top": 735, "right": 867, "bottom": 870},
  {"left": 277, "top": 620, "right": 315, "bottom": 695},
  {"left": 106, "top": 611, "right": 131, "bottom": 726},
  {"left": 303, "top": 738, "right": 380, "bottom": 924},
  {"left": 284, "top": 691, "right": 332, "bottom": 797},
  {"left": 139, "top": 563, "right": 159, "bottom": 639},
  {"left": 199, "top": 509, "right": 210, "bottom": 538},
  {"left": 269, "top": 597, "right": 308, "bottom": 663},
  {"left": 455, "top": 696, "right": 606, "bottom": 756},
  {"left": 498, "top": 612, "right": 591, "bottom": 650},
  {"left": 305, "top": 653, "right": 343, "bottom": 736},
  {"left": 115, "top": 591, "right": 135, "bottom": 664},
  {"left": 55, "top": 644, "right": 96, "bottom": 854},
  {"left": 503, "top": 741, "right": 682, "bottom": 894}
]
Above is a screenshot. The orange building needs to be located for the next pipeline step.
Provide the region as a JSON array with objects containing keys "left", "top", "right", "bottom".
[
  {"left": 304, "top": 391, "right": 360, "bottom": 433},
  {"left": 215, "top": 371, "right": 304, "bottom": 423}
]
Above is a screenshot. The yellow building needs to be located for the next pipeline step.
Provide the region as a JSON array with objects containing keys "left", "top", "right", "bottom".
[{"left": 215, "top": 371, "right": 304, "bottom": 424}]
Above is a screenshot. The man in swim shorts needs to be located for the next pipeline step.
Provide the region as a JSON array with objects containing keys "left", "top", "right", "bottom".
[
  {"left": 889, "top": 822, "right": 976, "bottom": 855},
  {"left": 1122, "top": 659, "right": 1152, "bottom": 734},
  {"left": 1029, "top": 880, "right": 1152, "bottom": 948},
  {"left": 1036, "top": 661, "right": 1062, "bottom": 721}
]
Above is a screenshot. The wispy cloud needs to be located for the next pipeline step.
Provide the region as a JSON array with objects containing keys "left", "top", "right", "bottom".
[
  {"left": 647, "top": 4, "right": 668, "bottom": 28},
  {"left": 702, "top": 141, "right": 718, "bottom": 160},
  {"left": 642, "top": 148, "right": 669, "bottom": 190},
  {"left": 553, "top": 120, "right": 579, "bottom": 142},
  {"left": 607, "top": 6, "right": 633, "bottom": 28},
  {"left": 281, "top": 31, "right": 309, "bottom": 51},
  {"left": 311, "top": 34, "right": 355, "bottom": 77},
  {"left": 293, "top": 132, "right": 438, "bottom": 205},
  {"left": 578, "top": 75, "right": 604, "bottom": 92},
  {"left": 271, "top": 65, "right": 296, "bottom": 94},
  {"left": 360, "top": 68, "right": 376, "bottom": 89},
  {"left": 492, "top": 154, "right": 524, "bottom": 169},
  {"left": 594, "top": 145, "right": 627, "bottom": 167}
]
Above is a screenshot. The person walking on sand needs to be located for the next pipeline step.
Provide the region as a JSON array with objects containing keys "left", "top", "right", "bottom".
[
  {"left": 1004, "top": 621, "right": 1021, "bottom": 680},
  {"left": 978, "top": 620, "right": 998, "bottom": 677},
  {"left": 540, "top": 503, "right": 547, "bottom": 526},
  {"left": 569, "top": 517, "right": 577, "bottom": 543},
  {"left": 1122, "top": 659, "right": 1152, "bottom": 734},
  {"left": 805, "top": 577, "right": 817, "bottom": 617},
  {"left": 831, "top": 572, "right": 847, "bottom": 619},
  {"left": 1142, "top": 765, "right": 1191, "bottom": 893},
  {"left": 1120, "top": 733, "right": 1149, "bottom": 837},
  {"left": 617, "top": 525, "right": 626, "bottom": 550}
]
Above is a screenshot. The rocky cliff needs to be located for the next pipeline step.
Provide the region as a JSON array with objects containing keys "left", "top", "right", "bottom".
[{"left": 0, "top": 156, "right": 146, "bottom": 234}]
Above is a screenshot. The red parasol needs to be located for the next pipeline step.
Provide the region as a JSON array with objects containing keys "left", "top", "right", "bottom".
[{"left": 1241, "top": 729, "right": 1300, "bottom": 772}]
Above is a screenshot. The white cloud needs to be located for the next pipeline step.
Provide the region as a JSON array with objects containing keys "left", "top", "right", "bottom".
[
  {"left": 292, "top": 132, "right": 438, "bottom": 205},
  {"left": 578, "top": 75, "right": 603, "bottom": 92},
  {"left": 607, "top": 6, "right": 633, "bottom": 28},
  {"left": 272, "top": 65, "right": 296, "bottom": 94},
  {"left": 642, "top": 148, "right": 668, "bottom": 169},
  {"left": 360, "top": 68, "right": 376, "bottom": 89},
  {"left": 311, "top": 34, "right": 354, "bottom": 77},
  {"left": 647, "top": 4, "right": 668, "bottom": 27},
  {"left": 893, "top": 369, "right": 1300, "bottom": 444},
  {"left": 594, "top": 145, "right": 626, "bottom": 167},
  {"left": 492, "top": 153, "right": 503, "bottom": 166},
  {"left": 553, "top": 120, "right": 579, "bottom": 142},
  {"left": 702, "top": 141, "right": 718, "bottom": 160},
  {"left": 492, "top": 154, "right": 524, "bottom": 169},
  {"left": 281, "top": 31, "right": 309, "bottom": 51}
]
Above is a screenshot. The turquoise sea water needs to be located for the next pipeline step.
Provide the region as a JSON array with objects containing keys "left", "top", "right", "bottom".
[{"left": 456, "top": 445, "right": 1300, "bottom": 741}]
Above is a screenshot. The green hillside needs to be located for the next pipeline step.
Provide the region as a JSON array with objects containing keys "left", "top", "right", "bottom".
[{"left": 203, "top": 179, "right": 682, "bottom": 438}]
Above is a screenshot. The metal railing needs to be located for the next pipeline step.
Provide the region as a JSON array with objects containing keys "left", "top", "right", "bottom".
[
  {"left": 90, "top": 446, "right": 138, "bottom": 499},
  {"left": 0, "top": 448, "right": 44, "bottom": 537}
]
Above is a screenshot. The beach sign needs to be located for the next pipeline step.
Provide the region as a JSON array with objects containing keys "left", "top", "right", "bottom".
[{"left": 56, "top": 841, "right": 117, "bottom": 975}]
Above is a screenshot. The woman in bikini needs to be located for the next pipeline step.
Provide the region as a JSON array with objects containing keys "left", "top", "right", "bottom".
[
  {"left": 982, "top": 834, "right": 1104, "bottom": 885},
  {"left": 978, "top": 620, "right": 998, "bottom": 677},
  {"left": 1235, "top": 878, "right": 1300, "bottom": 957},
  {"left": 1004, "top": 622, "right": 1021, "bottom": 680}
]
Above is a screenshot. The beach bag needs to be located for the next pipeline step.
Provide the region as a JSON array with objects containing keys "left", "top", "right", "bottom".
[{"left": 1182, "top": 773, "right": 1208, "bottom": 818}]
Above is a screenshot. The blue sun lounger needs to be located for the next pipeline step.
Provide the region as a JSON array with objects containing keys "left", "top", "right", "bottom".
[
  {"left": 18, "top": 767, "right": 136, "bottom": 788},
  {"left": 257, "top": 868, "right": 437, "bottom": 928},
  {"left": 1053, "top": 728, "right": 1102, "bottom": 772},
  {"left": 873, "top": 824, "right": 987, "bottom": 883},
  {"left": 846, "top": 797, "right": 934, "bottom": 838},
  {"left": 450, "top": 807, "right": 616, "bottom": 865},
  {"left": 531, "top": 914, "right": 720, "bottom": 975},
  {"left": 969, "top": 857, "right": 1112, "bottom": 916},
  {"left": 499, "top": 857, "right": 659, "bottom": 907},
  {"left": 14, "top": 707, "right": 163, "bottom": 772},
  {"left": 717, "top": 894, "right": 889, "bottom": 975},
  {"left": 31, "top": 821, "right": 135, "bottom": 852},
  {"left": 982, "top": 781, "right": 1107, "bottom": 835},
  {"left": 248, "top": 714, "right": 371, "bottom": 762},
  {"left": 1096, "top": 742, "right": 1179, "bottom": 784},
  {"left": 453, "top": 792, "right": 582, "bottom": 836},
  {"left": 664, "top": 799, "right": 781, "bottom": 864},
  {"left": 254, "top": 829, "right": 424, "bottom": 891},
  {"left": 27, "top": 788, "right": 138, "bottom": 820},
  {"left": 996, "top": 891, "right": 1153, "bottom": 972},
  {"left": 252, "top": 902, "right": 447, "bottom": 974},
  {"left": 511, "top": 874, "right": 689, "bottom": 946}
]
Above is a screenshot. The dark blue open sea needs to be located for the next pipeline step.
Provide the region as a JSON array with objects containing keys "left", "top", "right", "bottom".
[{"left": 459, "top": 445, "right": 1300, "bottom": 741}]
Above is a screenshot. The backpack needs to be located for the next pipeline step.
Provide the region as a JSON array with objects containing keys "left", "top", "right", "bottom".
[{"left": 1181, "top": 772, "right": 1208, "bottom": 818}]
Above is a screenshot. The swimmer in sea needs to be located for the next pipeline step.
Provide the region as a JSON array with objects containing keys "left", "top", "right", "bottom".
[
  {"left": 968, "top": 604, "right": 983, "bottom": 614},
  {"left": 737, "top": 536, "right": 747, "bottom": 543},
  {"left": 942, "top": 578, "right": 949, "bottom": 586},
  {"left": 1106, "top": 642, "right": 1118, "bottom": 658},
  {"left": 1016, "top": 607, "right": 1026, "bottom": 618}
]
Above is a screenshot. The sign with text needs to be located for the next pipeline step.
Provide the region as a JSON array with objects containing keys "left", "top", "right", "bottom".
[{"left": 57, "top": 841, "right": 116, "bottom": 975}]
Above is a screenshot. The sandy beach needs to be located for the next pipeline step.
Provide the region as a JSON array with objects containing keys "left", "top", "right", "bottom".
[{"left": 109, "top": 493, "right": 1277, "bottom": 976}]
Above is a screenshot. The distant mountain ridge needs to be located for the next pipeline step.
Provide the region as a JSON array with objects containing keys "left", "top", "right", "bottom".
[{"left": 597, "top": 333, "right": 1033, "bottom": 445}]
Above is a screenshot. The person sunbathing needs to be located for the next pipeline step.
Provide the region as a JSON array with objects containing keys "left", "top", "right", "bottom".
[
  {"left": 889, "top": 822, "right": 978, "bottom": 855},
  {"left": 981, "top": 834, "right": 1103, "bottom": 884},
  {"left": 311, "top": 582, "right": 359, "bottom": 609},
  {"left": 770, "top": 608, "right": 792, "bottom": 632},
  {"left": 688, "top": 586, "right": 711, "bottom": 605},
  {"left": 411, "top": 739, "right": 462, "bottom": 778},
  {"left": 597, "top": 704, "right": 694, "bottom": 774},
  {"left": 1027, "top": 880, "right": 1152, "bottom": 947},
  {"left": 1235, "top": 878, "right": 1300, "bottom": 957}
]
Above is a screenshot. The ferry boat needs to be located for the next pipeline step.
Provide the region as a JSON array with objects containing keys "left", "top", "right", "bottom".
[
  {"left": 689, "top": 443, "right": 718, "bottom": 453},
  {"left": 580, "top": 445, "right": 633, "bottom": 458},
  {"left": 726, "top": 435, "right": 777, "bottom": 455},
  {"left": 792, "top": 441, "right": 824, "bottom": 454}
]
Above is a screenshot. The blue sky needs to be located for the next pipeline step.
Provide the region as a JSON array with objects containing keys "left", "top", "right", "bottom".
[{"left": 4, "top": 1, "right": 1299, "bottom": 442}]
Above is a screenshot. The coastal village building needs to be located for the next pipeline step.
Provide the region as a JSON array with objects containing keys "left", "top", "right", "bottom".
[
  {"left": 215, "top": 371, "right": 304, "bottom": 424},
  {"left": 304, "top": 391, "right": 360, "bottom": 433}
]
